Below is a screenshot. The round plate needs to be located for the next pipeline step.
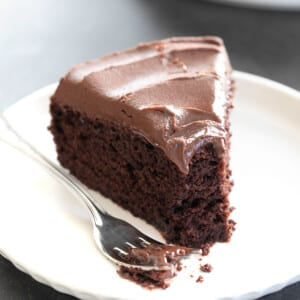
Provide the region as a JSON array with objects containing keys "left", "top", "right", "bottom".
[
  {"left": 1, "top": 71, "right": 300, "bottom": 299},
  {"left": 211, "top": 0, "right": 300, "bottom": 10}
]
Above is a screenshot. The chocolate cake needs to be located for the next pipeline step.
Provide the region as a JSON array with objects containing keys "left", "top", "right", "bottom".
[{"left": 49, "top": 36, "right": 235, "bottom": 248}]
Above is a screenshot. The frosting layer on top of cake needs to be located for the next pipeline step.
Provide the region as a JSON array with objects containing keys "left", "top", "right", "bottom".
[{"left": 52, "top": 36, "right": 232, "bottom": 174}]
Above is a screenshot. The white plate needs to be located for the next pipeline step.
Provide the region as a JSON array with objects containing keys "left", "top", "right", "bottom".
[
  {"left": 1, "top": 71, "right": 300, "bottom": 300},
  {"left": 211, "top": 0, "right": 300, "bottom": 10}
]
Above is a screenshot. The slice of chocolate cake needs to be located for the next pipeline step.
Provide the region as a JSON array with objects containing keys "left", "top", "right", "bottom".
[{"left": 49, "top": 36, "right": 235, "bottom": 248}]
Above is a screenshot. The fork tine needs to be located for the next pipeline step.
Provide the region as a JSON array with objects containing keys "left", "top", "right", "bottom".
[
  {"left": 130, "top": 236, "right": 160, "bottom": 249},
  {"left": 138, "top": 237, "right": 151, "bottom": 246},
  {"left": 113, "top": 247, "right": 128, "bottom": 256},
  {"left": 137, "top": 233, "right": 164, "bottom": 245},
  {"left": 125, "top": 242, "right": 137, "bottom": 249}
]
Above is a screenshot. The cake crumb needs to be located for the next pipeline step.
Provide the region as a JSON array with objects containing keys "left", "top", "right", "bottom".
[
  {"left": 201, "top": 244, "right": 211, "bottom": 256},
  {"left": 196, "top": 275, "right": 204, "bottom": 283},
  {"left": 200, "top": 263, "right": 213, "bottom": 273},
  {"left": 229, "top": 206, "right": 236, "bottom": 212},
  {"left": 176, "top": 264, "right": 183, "bottom": 272}
]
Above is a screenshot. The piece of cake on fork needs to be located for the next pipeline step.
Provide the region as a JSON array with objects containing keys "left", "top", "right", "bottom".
[{"left": 49, "top": 36, "right": 235, "bottom": 249}]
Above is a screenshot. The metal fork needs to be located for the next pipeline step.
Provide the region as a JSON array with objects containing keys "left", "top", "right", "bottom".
[{"left": 0, "top": 113, "right": 172, "bottom": 271}]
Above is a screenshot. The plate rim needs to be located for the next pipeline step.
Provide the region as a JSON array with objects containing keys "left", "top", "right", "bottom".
[{"left": 210, "top": 0, "right": 300, "bottom": 10}]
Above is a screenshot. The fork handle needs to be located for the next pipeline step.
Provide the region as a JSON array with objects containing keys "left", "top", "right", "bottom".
[{"left": 0, "top": 112, "right": 105, "bottom": 225}]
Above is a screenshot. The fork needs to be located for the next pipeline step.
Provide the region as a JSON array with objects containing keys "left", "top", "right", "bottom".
[{"left": 0, "top": 112, "right": 174, "bottom": 271}]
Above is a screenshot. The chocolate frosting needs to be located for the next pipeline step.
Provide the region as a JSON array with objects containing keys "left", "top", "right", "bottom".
[{"left": 52, "top": 36, "right": 232, "bottom": 174}]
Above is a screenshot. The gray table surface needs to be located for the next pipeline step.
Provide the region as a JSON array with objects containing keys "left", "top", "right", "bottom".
[{"left": 1, "top": 0, "right": 300, "bottom": 299}]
